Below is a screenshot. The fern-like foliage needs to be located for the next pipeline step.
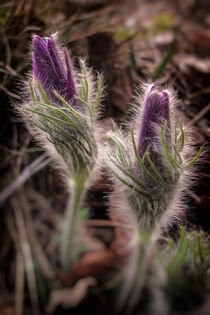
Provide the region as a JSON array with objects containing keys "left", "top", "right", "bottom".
[{"left": 159, "top": 228, "right": 210, "bottom": 311}]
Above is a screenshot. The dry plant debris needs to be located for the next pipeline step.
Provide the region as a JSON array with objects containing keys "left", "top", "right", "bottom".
[{"left": 0, "top": 0, "right": 209, "bottom": 314}]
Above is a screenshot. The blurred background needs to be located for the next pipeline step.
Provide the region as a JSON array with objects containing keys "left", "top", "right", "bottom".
[{"left": 0, "top": 0, "right": 210, "bottom": 314}]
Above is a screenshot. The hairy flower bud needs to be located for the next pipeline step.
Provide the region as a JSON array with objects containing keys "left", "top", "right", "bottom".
[
  {"left": 106, "top": 83, "right": 201, "bottom": 230},
  {"left": 32, "top": 34, "right": 76, "bottom": 105},
  {"left": 22, "top": 33, "right": 102, "bottom": 178},
  {"left": 18, "top": 33, "right": 103, "bottom": 269},
  {"left": 138, "top": 85, "right": 169, "bottom": 158}
]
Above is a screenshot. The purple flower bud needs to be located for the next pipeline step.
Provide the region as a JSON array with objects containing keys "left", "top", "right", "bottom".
[
  {"left": 32, "top": 34, "right": 76, "bottom": 104},
  {"left": 138, "top": 85, "right": 169, "bottom": 158}
]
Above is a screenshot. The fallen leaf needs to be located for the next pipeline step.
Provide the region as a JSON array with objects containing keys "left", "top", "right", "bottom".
[
  {"left": 178, "top": 55, "right": 210, "bottom": 73},
  {"left": 46, "top": 277, "right": 97, "bottom": 314}
]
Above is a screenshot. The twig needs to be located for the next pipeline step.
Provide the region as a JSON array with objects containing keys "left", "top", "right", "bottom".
[
  {"left": 11, "top": 197, "right": 40, "bottom": 315},
  {"left": 0, "top": 1, "right": 17, "bottom": 9},
  {"left": 188, "top": 87, "right": 210, "bottom": 99},
  {"left": 7, "top": 134, "right": 49, "bottom": 313},
  {"left": 19, "top": 191, "right": 56, "bottom": 279},
  {"left": 6, "top": 213, "right": 25, "bottom": 315},
  {"left": 15, "top": 248, "right": 24, "bottom": 315},
  {"left": 0, "top": 28, "right": 12, "bottom": 86},
  {"left": 85, "top": 219, "right": 135, "bottom": 230},
  {"left": 0, "top": 61, "right": 24, "bottom": 79},
  {"left": 188, "top": 103, "right": 210, "bottom": 126},
  {"left": 0, "top": 83, "right": 21, "bottom": 99},
  {"left": 0, "top": 153, "right": 50, "bottom": 204}
]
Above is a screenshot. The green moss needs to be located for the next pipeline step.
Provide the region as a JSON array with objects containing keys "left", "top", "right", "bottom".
[
  {"left": 154, "top": 13, "right": 173, "bottom": 31},
  {"left": 113, "top": 28, "right": 136, "bottom": 42},
  {"left": 0, "top": 9, "right": 6, "bottom": 24}
]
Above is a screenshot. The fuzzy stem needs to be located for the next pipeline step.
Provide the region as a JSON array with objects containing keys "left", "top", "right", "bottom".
[
  {"left": 60, "top": 175, "right": 86, "bottom": 270},
  {"left": 125, "top": 230, "right": 152, "bottom": 312}
]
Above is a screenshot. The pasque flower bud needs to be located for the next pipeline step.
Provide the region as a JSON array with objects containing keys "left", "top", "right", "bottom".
[
  {"left": 32, "top": 34, "right": 76, "bottom": 105},
  {"left": 106, "top": 83, "right": 201, "bottom": 311},
  {"left": 17, "top": 33, "right": 103, "bottom": 269},
  {"left": 106, "top": 83, "right": 200, "bottom": 229},
  {"left": 136, "top": 85, "right": 171, "bottom": 187},
  {"left": 20, "top": 33, "right": 102, "bottom": 177},
  {"left": 138, "top": 85, "right": 169, "bottom": 158}
]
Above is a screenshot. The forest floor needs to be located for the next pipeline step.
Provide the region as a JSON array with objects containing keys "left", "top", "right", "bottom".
[{"left": 0, "top": 0, "right": 210, "bottom": 314}]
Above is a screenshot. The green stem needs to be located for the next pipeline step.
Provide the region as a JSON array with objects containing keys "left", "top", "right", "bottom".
[
  {"left": 60, "top": 177, "right": 85, "bottom": 270},
  {"left": 116, "top": 229, "right": 152, "bottom": 314},
  {"left": 126, "top": 230, "right": 152, "bottom": 312}
]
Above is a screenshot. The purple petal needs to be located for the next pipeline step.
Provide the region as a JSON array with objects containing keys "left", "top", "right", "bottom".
[
  {"left": 32, "top": 35, "right": 76, "bottom": 104},
  {"left": 32, "top": 36, "right": 53, "bottom": 81},
  {"left": 138, "top": 87, "right": 169, "bottom": 158},
  {"left": 46, "top": 36, "right": 66, "bottom": 79}
]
